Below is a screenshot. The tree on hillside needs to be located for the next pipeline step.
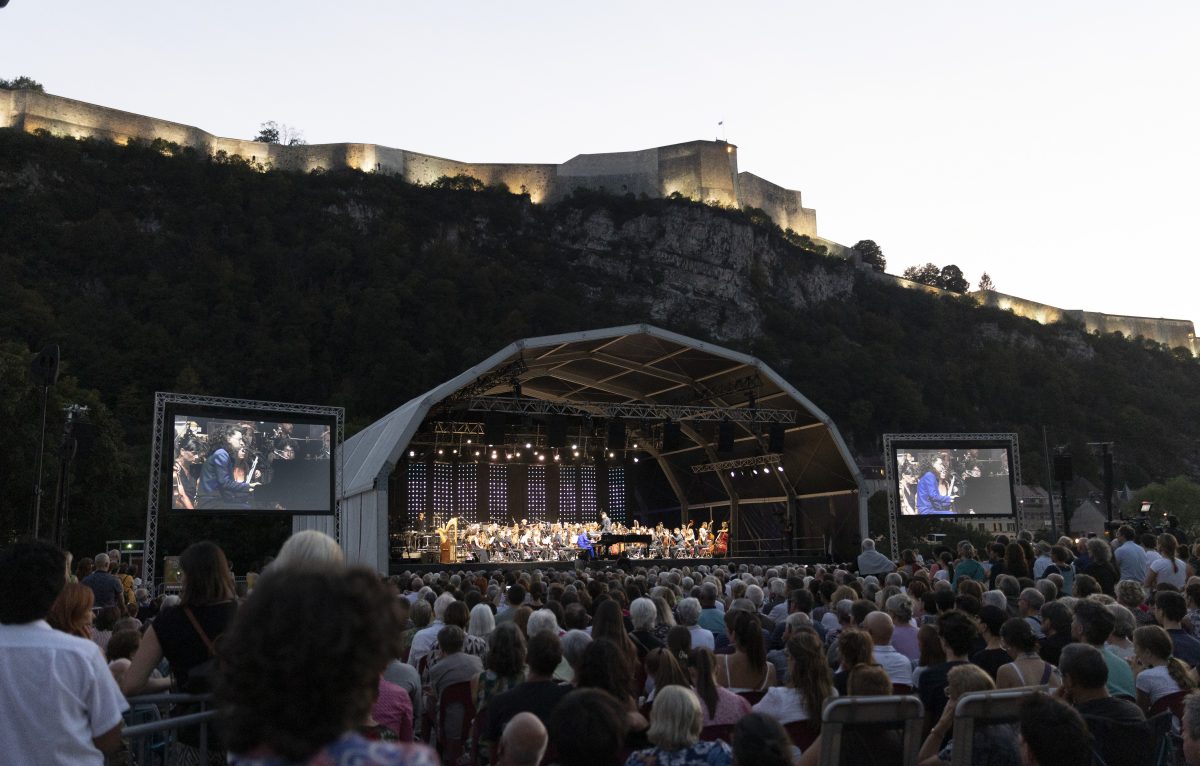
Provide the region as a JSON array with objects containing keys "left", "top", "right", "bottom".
[
  {"left": 978, "top": 272, "right": 995, "bottom": 292},
  {"left": 938, "top": 264, "right": 969, "bottom": 294},
  {"left": 0, "top": 76, "right": 44, "bottom": 92},
  {"left": 852, "top": 240, "right": 886, "bottom": 272},
  {"left": 902, "top": 263, "right": 941, "bottom": 286},
  {"left": 254, "top": 121, "right": 306, "bottom": 146}
]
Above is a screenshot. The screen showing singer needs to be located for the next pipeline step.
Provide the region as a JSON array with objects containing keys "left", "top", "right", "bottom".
[{"left": 895, "top": 446, "right": 1013, "bottom": 516}]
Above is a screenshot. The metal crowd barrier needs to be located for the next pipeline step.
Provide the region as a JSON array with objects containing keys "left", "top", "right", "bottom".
[{"left": 121, "top": 693, "right": 216, "bottom": 766}]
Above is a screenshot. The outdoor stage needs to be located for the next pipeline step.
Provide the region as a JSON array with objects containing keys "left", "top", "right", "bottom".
[{"left": 389, "top": 553, "right": 833, "bottom": 575}]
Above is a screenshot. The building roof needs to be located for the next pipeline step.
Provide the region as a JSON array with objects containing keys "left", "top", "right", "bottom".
[{"left": 341, "top": 324, "right": 863, "bottom": 510}]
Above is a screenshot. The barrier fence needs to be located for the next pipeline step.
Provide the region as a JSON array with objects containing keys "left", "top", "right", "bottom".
[{"left": 121, "top": 693, "right": 216, "bottom": 766}]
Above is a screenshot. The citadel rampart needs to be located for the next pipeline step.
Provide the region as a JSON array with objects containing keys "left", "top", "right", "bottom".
[{"left": 1, "top": 88, "right": 1193, "bottom": 354}]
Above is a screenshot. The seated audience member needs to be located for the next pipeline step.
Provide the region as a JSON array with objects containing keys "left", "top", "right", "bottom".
[
  {"left": 494, "top": 712, "right": 548, "bottom": 766},
  {"left": 217, "top": 564, "right": 438, "bottom": 765},
  {"left": 1058, "top": 644, "right": 1144, "bottom": 725},
  {"left": 1037, "top": 601, "right": 1073, "bottom": 666},
  {"left": 631, "top": 597, "right": 665, "bottom": 656},
  {"left": 996, "top": 617, "right": 1061, "bottom": 691},
  {"left": 550, "top": 688, "right": 629, "bottom": 766},
  {"left": 1071, "top": 600, "right": 1136, "bottom": 700},
  {"left": 485, "top": 631, "right": 573, "bottom": 742},
  {"left": 832, "top": 628, "right": 877, "bottom": 695},
  {"left": 372, "top": 675, "right": 415, "bottom": 742},
  {"left": 626, "top": 685, "right": 732, "bottom": 766},
  {"left": 1132, "top": 624, "right": 1197, "bottom": 713},
  {"left": 1116, "top": 580, "right": 1156, "bottom": 628},
  {"left": 0, "top": 540, "right": 127, "bottom": 764},
  {"left": 1155, "top": 590, "right": 1200, "bottom": 668},
  {"left": 1017, "top": 693, "right": 1093, "bottom": 766},
  {"left": 718, "top": 609, "right": 776, "bottom": 692},
  {"left": 970, "top": 605, "right": 1011, "bottom": 680},
  {"left": 271, "top": 529, "right": 344, "bottom": 570},
  {"left": 475, "top": 622, "right": 527, "bottom": 712},
  {"left": 561, "top": 629, "right": 593, "bottom": 682},
  {"left": 917, "top": 663, "right": 1022, "bottom": 766},
  {"left": 643, "top": 647, "right": 692, "bottom": 704},
  {"left": 917, "top": 610, "right": 976, "bottom": 725},
  {"left": 689, "top": 648, "right": 752, "bottom": 727},
  {"left": 911, "top": 623, "right": 946, "bottom": 691},
  {"left": 428, "top": 624, "right": 484, "bottom": 696},
  {"left": 797, "top": 666, "right": 904, "bottom": 766},
  {"left": 753, "top": 630, "right": 834, "bottom": 726},
  {"left": 731, "top": 713, "right": 794, "bottom": 766},
  {"left": 863, "top": 611, "right": 913, "bottom": 688},
  {"left": 1106, "top": 603, "right": 1138, "bottom": 660},
  {"left": 678, "top": 598, "right": 716, "bottom": 651},
  {"left": 886, "top": 593, "right": 920, "bottom": 662}
]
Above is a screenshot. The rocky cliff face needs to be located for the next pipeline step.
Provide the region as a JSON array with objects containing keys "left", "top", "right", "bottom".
[{"left": 546, "top": 206, "right": 855, "bottom": 341}]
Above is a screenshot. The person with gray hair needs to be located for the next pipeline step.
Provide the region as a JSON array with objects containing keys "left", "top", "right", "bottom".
[
  {"left": 857, "top": 538, "right": 896, "bottom": 577},
  {"left": 495, "top": 711, "right": 547, "bottom": 766},
  {"left": 886, "top": 593, "right": 919, "bottom": 662},
  {"left": 677, "top": 597, "right": 715, "bottom": 650},
  {"left": 560, "top": 629, "right": 592, "bottom": 681},
  {"left": 1019, "top": 587, "right": 1046, "bottom": 638},
  {"left": 409, "top": 592, "right": 455, "bottom": 669},
  {"left": 272, "top": 529, "right": 344, "bottom": 571},
  {"left": 525, "top": 609, "right": 559, "bottom": 639},
  {"left": 981, "top": 590, "right": 1008, "bottom": 613},
  {"left": 81, "top": 552, "right": 123, "bottom": 609}
]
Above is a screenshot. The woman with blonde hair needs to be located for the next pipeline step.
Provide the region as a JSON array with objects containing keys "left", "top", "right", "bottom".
[
  {"left": 1132, "top": 624, "right": 1197, "bottom": 713},
  {"left": 46, "top": 582, "right": 95, "bottom": 639},
  {"left": 917, "top": 664, "right": 1021, "bottom": 766},
  {"left": 625, "top": 686, "right": 732, "bottom": 766}
]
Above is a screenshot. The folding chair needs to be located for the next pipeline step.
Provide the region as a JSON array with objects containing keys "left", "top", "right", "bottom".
[
  {"left": 817, "top": 694, "right": 924, "bottom": 766},
  {"left": 949, "top": 688, "right": 1043, "bottom": 766},
  {"left": 437, "top": 681, "right": 477, "bottom": 766}
]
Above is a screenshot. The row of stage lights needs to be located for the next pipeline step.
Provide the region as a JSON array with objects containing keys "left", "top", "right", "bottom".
[
  {"left": 408, "top": 439, "right": 641, "bottom": 464},
  {"left": 731, "top": 466, "right": 786, "bottom": 477}
]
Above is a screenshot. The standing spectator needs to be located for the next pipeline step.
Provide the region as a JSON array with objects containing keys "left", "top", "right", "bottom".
[
  {"left": 80, "top": 552, "right": 124, "bottom": 610},
  {"left": 218, "top": 566, "right": 438, "bottom": 766},
  {"left": 47, "top": 582, "right": 96, "bottom": 640},
  {"left": 857, "top": 539, "right": 896, "bottom": 577},
  {"left": 1018, "top": 588, "right": 1046, "bottom": 638},
  {"left": 1032, "top": 542, "right": 1054, "bottom": 579},
  {"left": 952, "top": 544, "right": 986, "bottom": 586},
  {"left": 1154, "top": 590, "right": 1200, "bottom": 667},
  {"left": 1115, "top": 527, "right": 1148, "bottom": 584},
  {"left": 0, "top": 540, "right": 127, "bottom": 765},
  {"left": 1084, "top": 538, "right": 1120, "bottom": 596},
  {"left": 986, "top": 543, "right": 1008, "bottom": 589},
  {"left": 1005, "top": 543, "right": 1031, "bottom": 580}
]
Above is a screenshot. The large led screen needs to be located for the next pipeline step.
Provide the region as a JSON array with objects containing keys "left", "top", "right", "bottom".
[
  {"left": 164, "top": 406, "right": 334, "bottom": 514},
  {"left": 892, "top": 442, "right": 1015, "bottom": 516}
]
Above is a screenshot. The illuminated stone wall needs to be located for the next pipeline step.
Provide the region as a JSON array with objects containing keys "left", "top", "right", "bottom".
[{"left": 739, "top": 171, "right": 817, "bottom": 236}]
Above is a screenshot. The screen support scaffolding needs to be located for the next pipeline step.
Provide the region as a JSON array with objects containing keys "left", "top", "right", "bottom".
[
  {"left": 881, "top": 433, "right": 1022, "bottom": 560},
  {"left": 144, "top": 392, "right": 344, "bottom": 590}
]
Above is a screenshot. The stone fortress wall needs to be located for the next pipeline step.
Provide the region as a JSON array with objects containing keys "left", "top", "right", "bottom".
[{"left": 1, "top": 89, "right": 1193, "bottom": 354}]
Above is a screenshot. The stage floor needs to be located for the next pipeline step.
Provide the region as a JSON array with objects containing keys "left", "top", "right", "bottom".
[{"left": 389, "top": 553, "right": 828, "bottom": 575}]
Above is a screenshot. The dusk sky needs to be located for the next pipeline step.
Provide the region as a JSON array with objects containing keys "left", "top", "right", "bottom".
[{"left": 3, "top": 2, "right": 1196, "bottom": 326}]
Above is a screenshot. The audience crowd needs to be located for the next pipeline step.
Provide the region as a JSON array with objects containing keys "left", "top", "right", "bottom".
[{"left": 7, "top": 524, "right": 1200, "bottom": 765}]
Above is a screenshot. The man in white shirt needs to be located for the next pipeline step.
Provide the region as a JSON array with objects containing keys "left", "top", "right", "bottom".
[
  {"left": 864, "top": 612, "right": 913, "bottom": 687},
  {"left": 1032, "top": 542, "right": 1053, "bottom": 579},
  {"left": 0, "top": 540, "right": 128, "bottom": 766},
  {"left": 409, "top": 591, "right": 455, "bottom": 669}
]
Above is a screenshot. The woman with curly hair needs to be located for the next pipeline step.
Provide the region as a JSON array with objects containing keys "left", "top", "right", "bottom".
[
  {"left": 46, "top": 582, "right": 95, "bottom": 640},
  {"left": 752, "top": 629, "right": 834, "bottom": 728},
  {"left": 217, "top": 565, "right": 439, "bottom": 766},
  {"left": 832, "top": 628, "right": 877, "bottom": 695}
]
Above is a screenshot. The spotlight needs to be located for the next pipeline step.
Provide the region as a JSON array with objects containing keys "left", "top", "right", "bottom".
[
  {"left": 633, "top": 457, "right": 640, "bottom": 463},
  {"left": 506, "top": 453, "right": 512, "bottom": 460},
  {"left": 491, "top": 451, "right": 498, "bottom": 459},
  {"left": 573, "top": 451, "right": 580, "bottom": 457},
  {"left": 608, "top": 451, "right": 615, "bottom": 458},
  {"left": 752, "top": 468, "right": 758, "bottom": 474},
  {"left": 438, "top": 449, "right": 444, "bottom": 455},
  {"left": 777, "top": 466, "right": 784, "bottom": 472},
  {"left": 633, "top": 443, "right": 639, "bottom": 449},
  {"left": 571, "top": 444, "right": 578, "bottom": 450},
  {"left": 554, "top": 454, "right": 561, "bottom": 461},
  {"left": 466, "top": 439, "right": 472, "bottom": 444},
  {"left": 409, "top": 450, "right": 415, "bottom": 457},
  {"left": 538, "top": 454, "right": 545, "bottom": 462},
  {"left": 730, "top": 471, "right": 735, "bottom": 477},
  {"left": 474, "top": 450, "right": 481, "bottom": 457},
  {"left": 525, "top": 442, "right": 532, "bottom": 449}
]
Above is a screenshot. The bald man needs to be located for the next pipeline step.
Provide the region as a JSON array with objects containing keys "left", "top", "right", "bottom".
[
  {"left": 495, "top": 712, "right": 548, "bottom": 766},
  {"left": 864, "top": 611, "right": 913, "bottom": 687}
]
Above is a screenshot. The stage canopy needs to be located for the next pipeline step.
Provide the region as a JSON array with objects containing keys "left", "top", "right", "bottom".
[{"left": 300, "top": 324, "right": 865, "bottom": 570}]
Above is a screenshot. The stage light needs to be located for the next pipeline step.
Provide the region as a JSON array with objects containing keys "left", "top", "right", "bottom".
[
  {"left": 466, "top": 439, "right": 472, "bottom": 444},
  {"left": 409, "top": 450, "right": 415, "bottom": 457},
  {"left": 554, "top": 454, "right": 561, "bottom": 461},
  {"left": 608, "top": 451, "right": 615, "bottom": 458},
  {"left": 633, "top": 456, "right": 639, "bottom": 463},
  {"left": 573, "top": 450, "right": 580, "bottom": 457},
  {"left": 452, "top": 449, "right": 458, "bottom": 454},
  {"left": 474, "top": 450, "right": 481, "bottom": 457},
  {"left": 525, "top": 442, "right": 532, "bottom": 449},
  {"left": 571, "top": 444, "right": 577, "bottom": 450},
  {"left": 491, "top": 451, "right": 498, "bottom": 459},
  {"left": 538, "top": 454, "right": 545, "bottom": 462},
  {"left": 777, "top": 466, "right": 784, "bottom": 472},
  {"left": 438, "top": 448, "right": 444, "bottom": 455},
  {"left": 752, "top": 468, "right": 758, "bottom": 474},
  {"left": 633, "top": 443, "right": 639, "bottom": 448},
  {"left": 506, "top": 453, "right": 512, "bottom": 460}
]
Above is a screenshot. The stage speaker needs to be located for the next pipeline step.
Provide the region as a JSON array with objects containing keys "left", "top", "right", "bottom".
[
  {"left": 30, "top": 345, "right": 60, "bottom": 387},
  {"left": 717, "top": 421, "right": 734, "bottom": 453},
  {"left": 607, "top": 419, "right": 625, "bottom": 449},
  {"left": 484, "top": 413, "right": 506, "bottom": 445},
  {"left": 546, "top": 416, "right": 567, "bottom": 448},
  {"left": 1054, "top": 455, "right": 1073, "bottom": 483},
  {"left": 768, "top": 423, "right": 785, "bottom": 452},
  {"left": 662, "top": 420, "right": 682, "bottom": 452}
]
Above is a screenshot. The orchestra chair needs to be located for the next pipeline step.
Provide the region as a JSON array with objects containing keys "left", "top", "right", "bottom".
[
  {"left": 949, "top": 687, "right": 1044, "bottom": 766},
  {"left": 436, "top": 681, "right": 477, "bottom": 766},
  {"left": 816, "top": 694, "right": 924, "bottom": 766}
]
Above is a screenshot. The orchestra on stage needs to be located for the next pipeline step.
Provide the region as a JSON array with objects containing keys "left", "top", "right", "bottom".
[{"left": 401, "top": 514, "right": 730, "bottom": 563}]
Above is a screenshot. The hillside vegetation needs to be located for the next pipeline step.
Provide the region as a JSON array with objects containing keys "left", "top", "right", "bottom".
[{"left": 1, "top": 129, "right": 1198, "bottom": 556}]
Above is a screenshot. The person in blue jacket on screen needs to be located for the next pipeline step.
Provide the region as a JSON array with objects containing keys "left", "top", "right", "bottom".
[
  {"left": 916, "top": 453, "right": 958, "bottom": 515},
  {"left": 197, "top": 425, "right": 259, "bottom": 509}
]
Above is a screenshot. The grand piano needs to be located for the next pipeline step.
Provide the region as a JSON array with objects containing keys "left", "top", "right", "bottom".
[{"left": 596, "top": 533, "right": 653, "bottom": 559}]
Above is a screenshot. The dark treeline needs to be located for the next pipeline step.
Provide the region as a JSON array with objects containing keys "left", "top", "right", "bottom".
[{"left": 1, "top": 129, "right": 1197, "bottom": 560}]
